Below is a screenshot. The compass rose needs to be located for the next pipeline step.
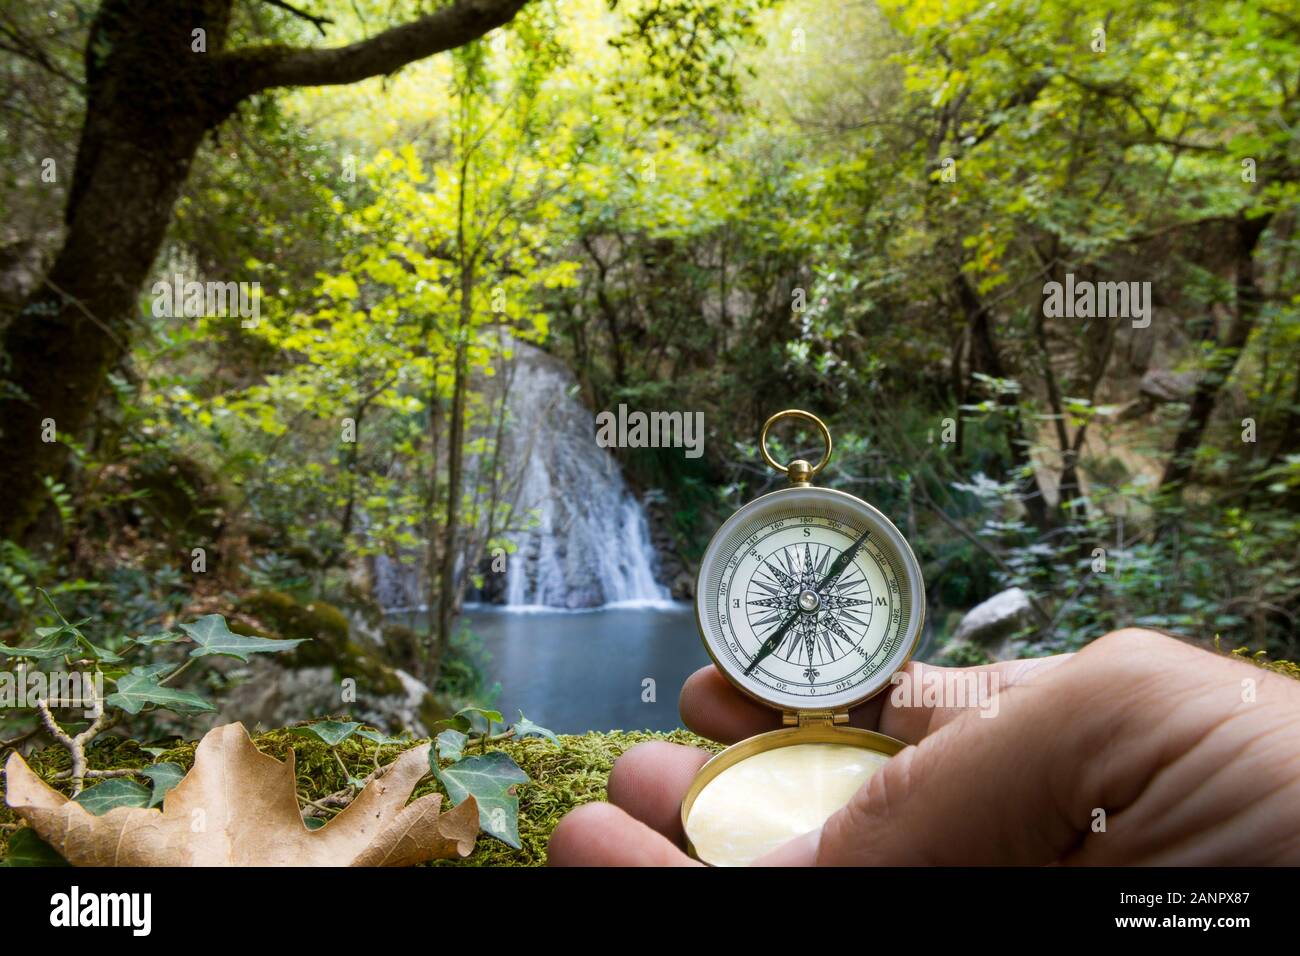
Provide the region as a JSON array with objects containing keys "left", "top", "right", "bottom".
[{"left": 745, "top": 536, "right": 874, "bottom": 682}]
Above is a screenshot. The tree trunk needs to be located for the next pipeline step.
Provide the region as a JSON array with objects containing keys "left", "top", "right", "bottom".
[
  {"left": 0, "top": 0, "right": 236, "bottom": 541},
  {"left": 1160, "top": 213, "right": 1272, "bottom": 492},
  {"left": 0, "top": 0, "right": 529, "bottom": 541},
  {"left": 436, "top": 269, "right": 472, "bottom": 661},
  {"left": 955, "top": 273, "right": 1052, "bottom": 529}
]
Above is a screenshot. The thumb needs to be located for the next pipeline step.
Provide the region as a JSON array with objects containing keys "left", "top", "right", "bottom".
[{"left": 763, "top": 654, "right": 1104, "bottom": 865}]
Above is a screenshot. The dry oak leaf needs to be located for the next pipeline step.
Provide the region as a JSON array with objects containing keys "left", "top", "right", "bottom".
[{"left": 3, "top": 722, "right": 478, "bottom": 866}]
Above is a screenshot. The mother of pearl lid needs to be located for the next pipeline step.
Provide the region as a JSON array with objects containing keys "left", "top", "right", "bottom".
[{"left": 684, "top": 742, "right": 891, "bottom": 866}]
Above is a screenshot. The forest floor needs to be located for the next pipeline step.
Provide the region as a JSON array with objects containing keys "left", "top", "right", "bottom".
[{"left": 0, "top": 727, "right": 725, "bottom": 866}]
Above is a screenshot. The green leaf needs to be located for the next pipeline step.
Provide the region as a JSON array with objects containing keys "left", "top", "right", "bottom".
[
  {"left": 128, "top": 662, "right": 174, "bottom": 679},
  {"left": 78, "top": 640, "right": 122, "bottom": 663},
  {"left": 290, "top": 720, "right": 361, "bottom": 747},
  {"left": 131, "top": 631, "right": 183, "bottom": 646},
  {"left": 141, "top": 762, "right": 185, "bottom": 808},
  {"left": 436, "top": 728, "right": 467, "bottom": 763},
  {"left": 454, "top": 706, "right": 505, "bottom": 735},
  {"left": 432, "top": 750, "right": 528, "bottom": 848},
  {"left": 433, "top": 714, "right": 472, "bottom": 734},
  {"left": 105, "top": 668, "right": 216, "bottom": 715},
  {"left": 355, "top": 728, "right": 406, "bottom": 746},
  {"left": 0, "top": 632, "right": 78, "bottom": 661},
  {"left": 180, "top": 614, "right": 306, "bottom": 662},
  {"left": 513, "top": 711, "right": 561, "bottom": 747},
  {"left": 303, "top": 815, "right": 327, "bottom": 830},
  {"left": 1, "top": 828, "right": 69, "bottom": 867},
  {"left": 74, "top": 778, "right": 151, "bottom": 815}
]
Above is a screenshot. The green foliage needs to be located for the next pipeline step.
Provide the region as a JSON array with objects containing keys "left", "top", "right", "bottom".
[
  {"left": 433, "top": 750, "right": 530, "bottom": 848},
  {"left": 0, "top": 596, "right": 306, "bottom": 759},
  {"left": 0, "top": 725, "right": 722, "bottom": 866},
  {"left": 2, "top": 0, "right": 1298, "bottom": 755},
  {"left": 74, "top": 778, "right": 152, "bottom": 815},
  {"left": 106, "top": 670, "right": 217, "bottom": 716},
  {"left": 1, "top": 828, "right": 69, "bottom": 868},
  {"left": 140, "top": 763, "right": 185, "bottom": 808},
  {"left": 291, "top": 719, "right": 363, "bottom": 747},
  {"left": 180, "top": 614, "right": 306, "bottom": 662},
  {"left": 429, "top": 706, "right": 560, "bottom": 847}
]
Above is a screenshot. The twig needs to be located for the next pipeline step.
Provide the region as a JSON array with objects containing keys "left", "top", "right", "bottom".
[
  {"left": 49, "top": 767, "right": 140, "bottom": 782},
  {"left": 35, "top": 699, "right": 113, "bottom": 797},
  {"left": 297, "top": 793, "right": 343, "bottom": 816},
  {"left": 260, "top": 0, "right": 334, "bottom": 36}
]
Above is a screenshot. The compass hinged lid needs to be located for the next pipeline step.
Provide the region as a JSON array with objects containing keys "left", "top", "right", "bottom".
[{"left": 694, "top": 410, "right": 926, "bottom": 719}]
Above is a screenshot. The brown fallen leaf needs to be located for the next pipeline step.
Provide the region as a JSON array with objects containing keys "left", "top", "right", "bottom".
[{"left": 4, "top": 722, "right": 478, "bottom": 866}]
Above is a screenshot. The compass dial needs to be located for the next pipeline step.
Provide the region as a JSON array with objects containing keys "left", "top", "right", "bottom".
[{"left": 696, "top": 486, "right": 924, "bottom": 712}]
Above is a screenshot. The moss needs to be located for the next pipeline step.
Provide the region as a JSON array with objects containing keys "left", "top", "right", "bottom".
[
  {"left": 1222, "top": 641, "right": 1300, "bottom": 681},
  {"left": 237, "top": 590, "right": 405, "bottom": 697},
  {"left": 0, "top": 726, "right": 723, "bottom": 866}
]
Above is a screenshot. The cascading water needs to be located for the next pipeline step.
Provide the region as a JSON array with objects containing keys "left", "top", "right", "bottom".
[
  {"left": 496, "top": 342, "right": 672, "bottom": 610},
  {"left": 370, "top": 339, "right": 671, "bottom": 612}
]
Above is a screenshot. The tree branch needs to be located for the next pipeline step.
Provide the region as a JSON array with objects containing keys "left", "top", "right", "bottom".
[
  {"left": 223, "top": 0, "right": 530, "bottom": 98},
  {"left": 260, "top": 0, "right": 334, "bottom": 37}
]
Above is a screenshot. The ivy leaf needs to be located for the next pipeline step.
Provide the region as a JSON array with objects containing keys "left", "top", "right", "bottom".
[
  {"left": 131, "top": 631, "right": 183, "bottom": 646},
  {"left": 432, "top": 750, "right": 528, "bottom": 848},
  {"left": 78, "top": 640, "right": 123, "bottom": 664},
  {"left": 291, "top": 720, "right": 361, "bottom": 747},
  {"left": 74, "top": 778, "right": 152, "bottom": 815},
  {"left": 436, "top": 729, "right": 467, "bottom": 763},
  {"left": 454, "top": 706, "right": 505, "bottom": 735},
  {"left": 180, "top": 614, "right": 306, "bottom": 662},
  {"left": 433, "top": 714, "right": 472, "bottom": 734},
  {"left": 0, "top": 639, "right": 77, "bottom": 660},
  {"left": 1, "top": 828, "right": 69, "bottom": 867},
  {"left": 141, "top": 763, "right": 185, "bottom": 808},
  {"left": 105, "top": 668, "right": 216, "bottom": 715},
  {"left": 130, "top": 662, "right": 173, "bottom": 679},
  {"left": 356, "top": 729, "right": 407, "bottom": 746},
  {"left": 513, "top": 711, "right": 561, "bottom": 747}
]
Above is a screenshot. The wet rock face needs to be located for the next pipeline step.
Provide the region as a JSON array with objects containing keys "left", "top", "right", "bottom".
[
  {"left": 643, "top": 493, "right": 695, "bottom": 600},
  {"left": 373, "top": 337, "right": 670, "bottom": 611},
  {"left": 495, "top": 344, "right": 670, "bottom": 608},
  {"left": 952, "top": 587, "right": 1036, "bottom": 655}
]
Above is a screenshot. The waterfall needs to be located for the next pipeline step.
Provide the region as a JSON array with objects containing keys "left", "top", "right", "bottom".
[
  {"left": 370, "top": 339, "right": 671, "bottom": 612},
  {"left": 496, "top": 342, "right": 672, "bottom": 610}
]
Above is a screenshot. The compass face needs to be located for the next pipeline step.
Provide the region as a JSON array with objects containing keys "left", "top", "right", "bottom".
[{"left": 696, "top": 486, "right": 924, "bottom": 712}]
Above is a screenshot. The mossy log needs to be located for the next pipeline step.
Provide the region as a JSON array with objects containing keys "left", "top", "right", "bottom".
[{"left": 0, "top": 727, "right": 723, "bottom": 867}]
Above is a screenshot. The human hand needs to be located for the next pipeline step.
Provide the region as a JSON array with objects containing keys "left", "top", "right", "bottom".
[{"left": 547, "top": 629, "right": 1300, "bottom": 865}]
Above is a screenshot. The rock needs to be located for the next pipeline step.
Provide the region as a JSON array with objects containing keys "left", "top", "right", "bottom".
[
  {"left": 952, "top": 588, "right": 1036, "bottom": 649},
  {"left": 226, "top": 590, "right": 451, "bottom": 733},
  {"left": 1139, "top": 368, "right": 1197, "bottom": 403},
  {"left": 196, "top": 659, "right": 446, "bottom": 736}
]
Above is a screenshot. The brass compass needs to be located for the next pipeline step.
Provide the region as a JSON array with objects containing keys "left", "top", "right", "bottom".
[{"left": 680, "top": 409, "right": 925, "bottom": 865}]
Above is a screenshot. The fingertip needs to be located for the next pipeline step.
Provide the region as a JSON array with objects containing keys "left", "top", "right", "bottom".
[
  {"left": 680, "top": 665, "right": 781, "bottom": 742},
  {"left": 608, "top": 740, "right": 710, "bottom": 844},
  {"left": 548, "top": 802, "right": 622, "bottom": 866},
  {"left": 547, "top": 801, "right": 700, "bottom": 866}
]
